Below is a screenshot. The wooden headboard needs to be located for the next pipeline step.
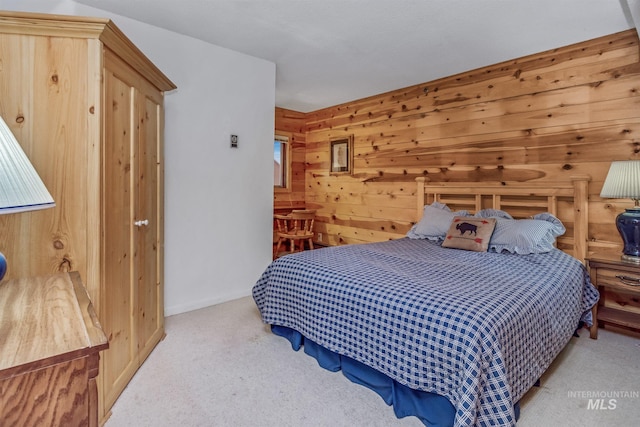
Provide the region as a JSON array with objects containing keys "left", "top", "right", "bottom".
[{"left": 416, "top": 176, "right": 591, "bottom": 263}]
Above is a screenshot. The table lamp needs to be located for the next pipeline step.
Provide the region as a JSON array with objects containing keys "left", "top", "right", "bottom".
[
  {"left": 600, "top": 160, "right": 640, "bottom": 263},
  {"left": 0, "top": 115, "right": 55, "bottom": 280}
]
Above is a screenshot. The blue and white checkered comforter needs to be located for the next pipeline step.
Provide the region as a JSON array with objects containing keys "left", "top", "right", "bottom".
[{"left": 253, "top": 238, "right": 599, "bottom": 426}]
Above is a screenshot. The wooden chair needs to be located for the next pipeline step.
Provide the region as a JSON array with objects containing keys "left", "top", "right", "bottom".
[{"left": 273, "top": 209, "right": 316, "bottom": 258}]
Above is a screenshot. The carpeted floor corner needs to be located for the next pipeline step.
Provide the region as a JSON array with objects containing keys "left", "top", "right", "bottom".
[{"left": 105, "top": 296, "right": 640, "bottom": 427}]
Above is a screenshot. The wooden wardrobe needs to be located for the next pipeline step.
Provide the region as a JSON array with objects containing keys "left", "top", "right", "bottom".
[{"left": 0, "top": 11, "right": 176, "bottom": 423}]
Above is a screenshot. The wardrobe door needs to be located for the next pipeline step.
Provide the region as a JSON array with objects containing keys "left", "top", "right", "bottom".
[
  {"left": 102, "top": 65, "right": 137, "bottom": 412},
  {"left": 133, "top": 87, "right": 165, "bottom": 364}
]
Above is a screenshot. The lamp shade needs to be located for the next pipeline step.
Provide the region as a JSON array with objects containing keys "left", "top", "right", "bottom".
[
  {"left": 0, "top": 116, "right": 55, "bottom": 214},
  {"left": 600, "top": 160, "right": 640, "bottom": 201}
]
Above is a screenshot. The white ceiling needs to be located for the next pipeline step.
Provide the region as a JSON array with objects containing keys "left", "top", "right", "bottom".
[{"left": 75, "top": 0, "right": 636, "bottom": 112}]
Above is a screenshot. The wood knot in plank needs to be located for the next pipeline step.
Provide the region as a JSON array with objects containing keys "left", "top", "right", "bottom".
[{"left": 58, "top": 257, "right": 72, "bottom": 272}]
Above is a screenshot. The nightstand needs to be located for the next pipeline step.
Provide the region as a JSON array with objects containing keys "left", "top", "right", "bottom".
[{"left": 587, "top": 254, "right": 640, "bottom": 339}]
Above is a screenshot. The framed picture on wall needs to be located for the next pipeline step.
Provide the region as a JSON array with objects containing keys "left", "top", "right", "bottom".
[{"left": 330, "top": 135, "right": 354, "bottom": 174}]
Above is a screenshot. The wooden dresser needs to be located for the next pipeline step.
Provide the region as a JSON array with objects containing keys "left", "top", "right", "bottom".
[{"left": 0, "top": 272, "right": 108, "bottom": 427}]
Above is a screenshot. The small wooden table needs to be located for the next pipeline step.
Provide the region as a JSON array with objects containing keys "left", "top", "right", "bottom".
[
  {"left": 0, "top": 271, "right": 108, "bottom": 427},
  {"left": 587, "top": 254, "right": 640, "bottom": 339}
]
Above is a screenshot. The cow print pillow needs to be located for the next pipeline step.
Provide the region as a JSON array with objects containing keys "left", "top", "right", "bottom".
[{"left": 442, "top": 216, "right": 497, "bottom": 252}]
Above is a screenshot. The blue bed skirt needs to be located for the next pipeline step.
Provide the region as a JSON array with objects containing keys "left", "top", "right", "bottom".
[{"left": 272, "top": 325, "right": 520, "bottom": 427}]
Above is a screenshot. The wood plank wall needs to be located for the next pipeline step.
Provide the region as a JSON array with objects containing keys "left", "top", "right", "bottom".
[{"left": 278, "top": 29, "right": 640, "bottom": 257}]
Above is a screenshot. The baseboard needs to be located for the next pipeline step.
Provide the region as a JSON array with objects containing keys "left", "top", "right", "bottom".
[{"left": 164, "top": 288, "right": 253, "bottom": 317}]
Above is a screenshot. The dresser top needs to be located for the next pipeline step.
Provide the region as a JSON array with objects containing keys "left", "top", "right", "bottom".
[
  {"left": 587, "top": 253, "right": 640, "bottom": 270},
  {"left": 0, "top": 271, "right": 108, "bottom": 376}
]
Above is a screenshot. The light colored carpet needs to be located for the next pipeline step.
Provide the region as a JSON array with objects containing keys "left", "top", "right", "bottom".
[{"left": 105, "top": 296, "right": 640, "bottom": 427}]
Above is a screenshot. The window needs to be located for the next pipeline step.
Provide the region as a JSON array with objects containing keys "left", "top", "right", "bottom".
[{"left": 274, "top": 135, "right": 289, "bottom": 188}]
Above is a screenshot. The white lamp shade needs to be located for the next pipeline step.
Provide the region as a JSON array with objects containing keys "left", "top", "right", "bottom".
[
  {"left": 0, "top": 116, "right": 55, "bottom": 214},
  {"left": 600, "top": 160, "right": 640, "bottom": 200}
]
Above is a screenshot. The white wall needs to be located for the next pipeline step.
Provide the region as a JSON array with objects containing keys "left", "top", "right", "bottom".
[
  {"left": 626, "top": 0, "right": 640, "bottom": 34},
  {"left": 0, "top": 0, "right": 276, "bottom": 316}
]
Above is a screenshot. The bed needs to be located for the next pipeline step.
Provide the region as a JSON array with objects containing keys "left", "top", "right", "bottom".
[{"left": 253, "top": 177, "right": 599, "bottom": 427}]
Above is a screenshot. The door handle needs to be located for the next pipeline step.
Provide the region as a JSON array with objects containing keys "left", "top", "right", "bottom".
[{"left": 134, "top": 219, "right": 149, "bottom": 227}]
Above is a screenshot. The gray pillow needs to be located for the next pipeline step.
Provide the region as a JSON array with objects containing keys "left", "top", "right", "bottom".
[
  {"left": 488, "top": 212, "right": 566, "bottom": 254},
  {"left": 474, "top": 209, "right": 513, "bottom": 219},
  {"left": 407, "top": 202, "right": 470, "bottom": 240}
]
